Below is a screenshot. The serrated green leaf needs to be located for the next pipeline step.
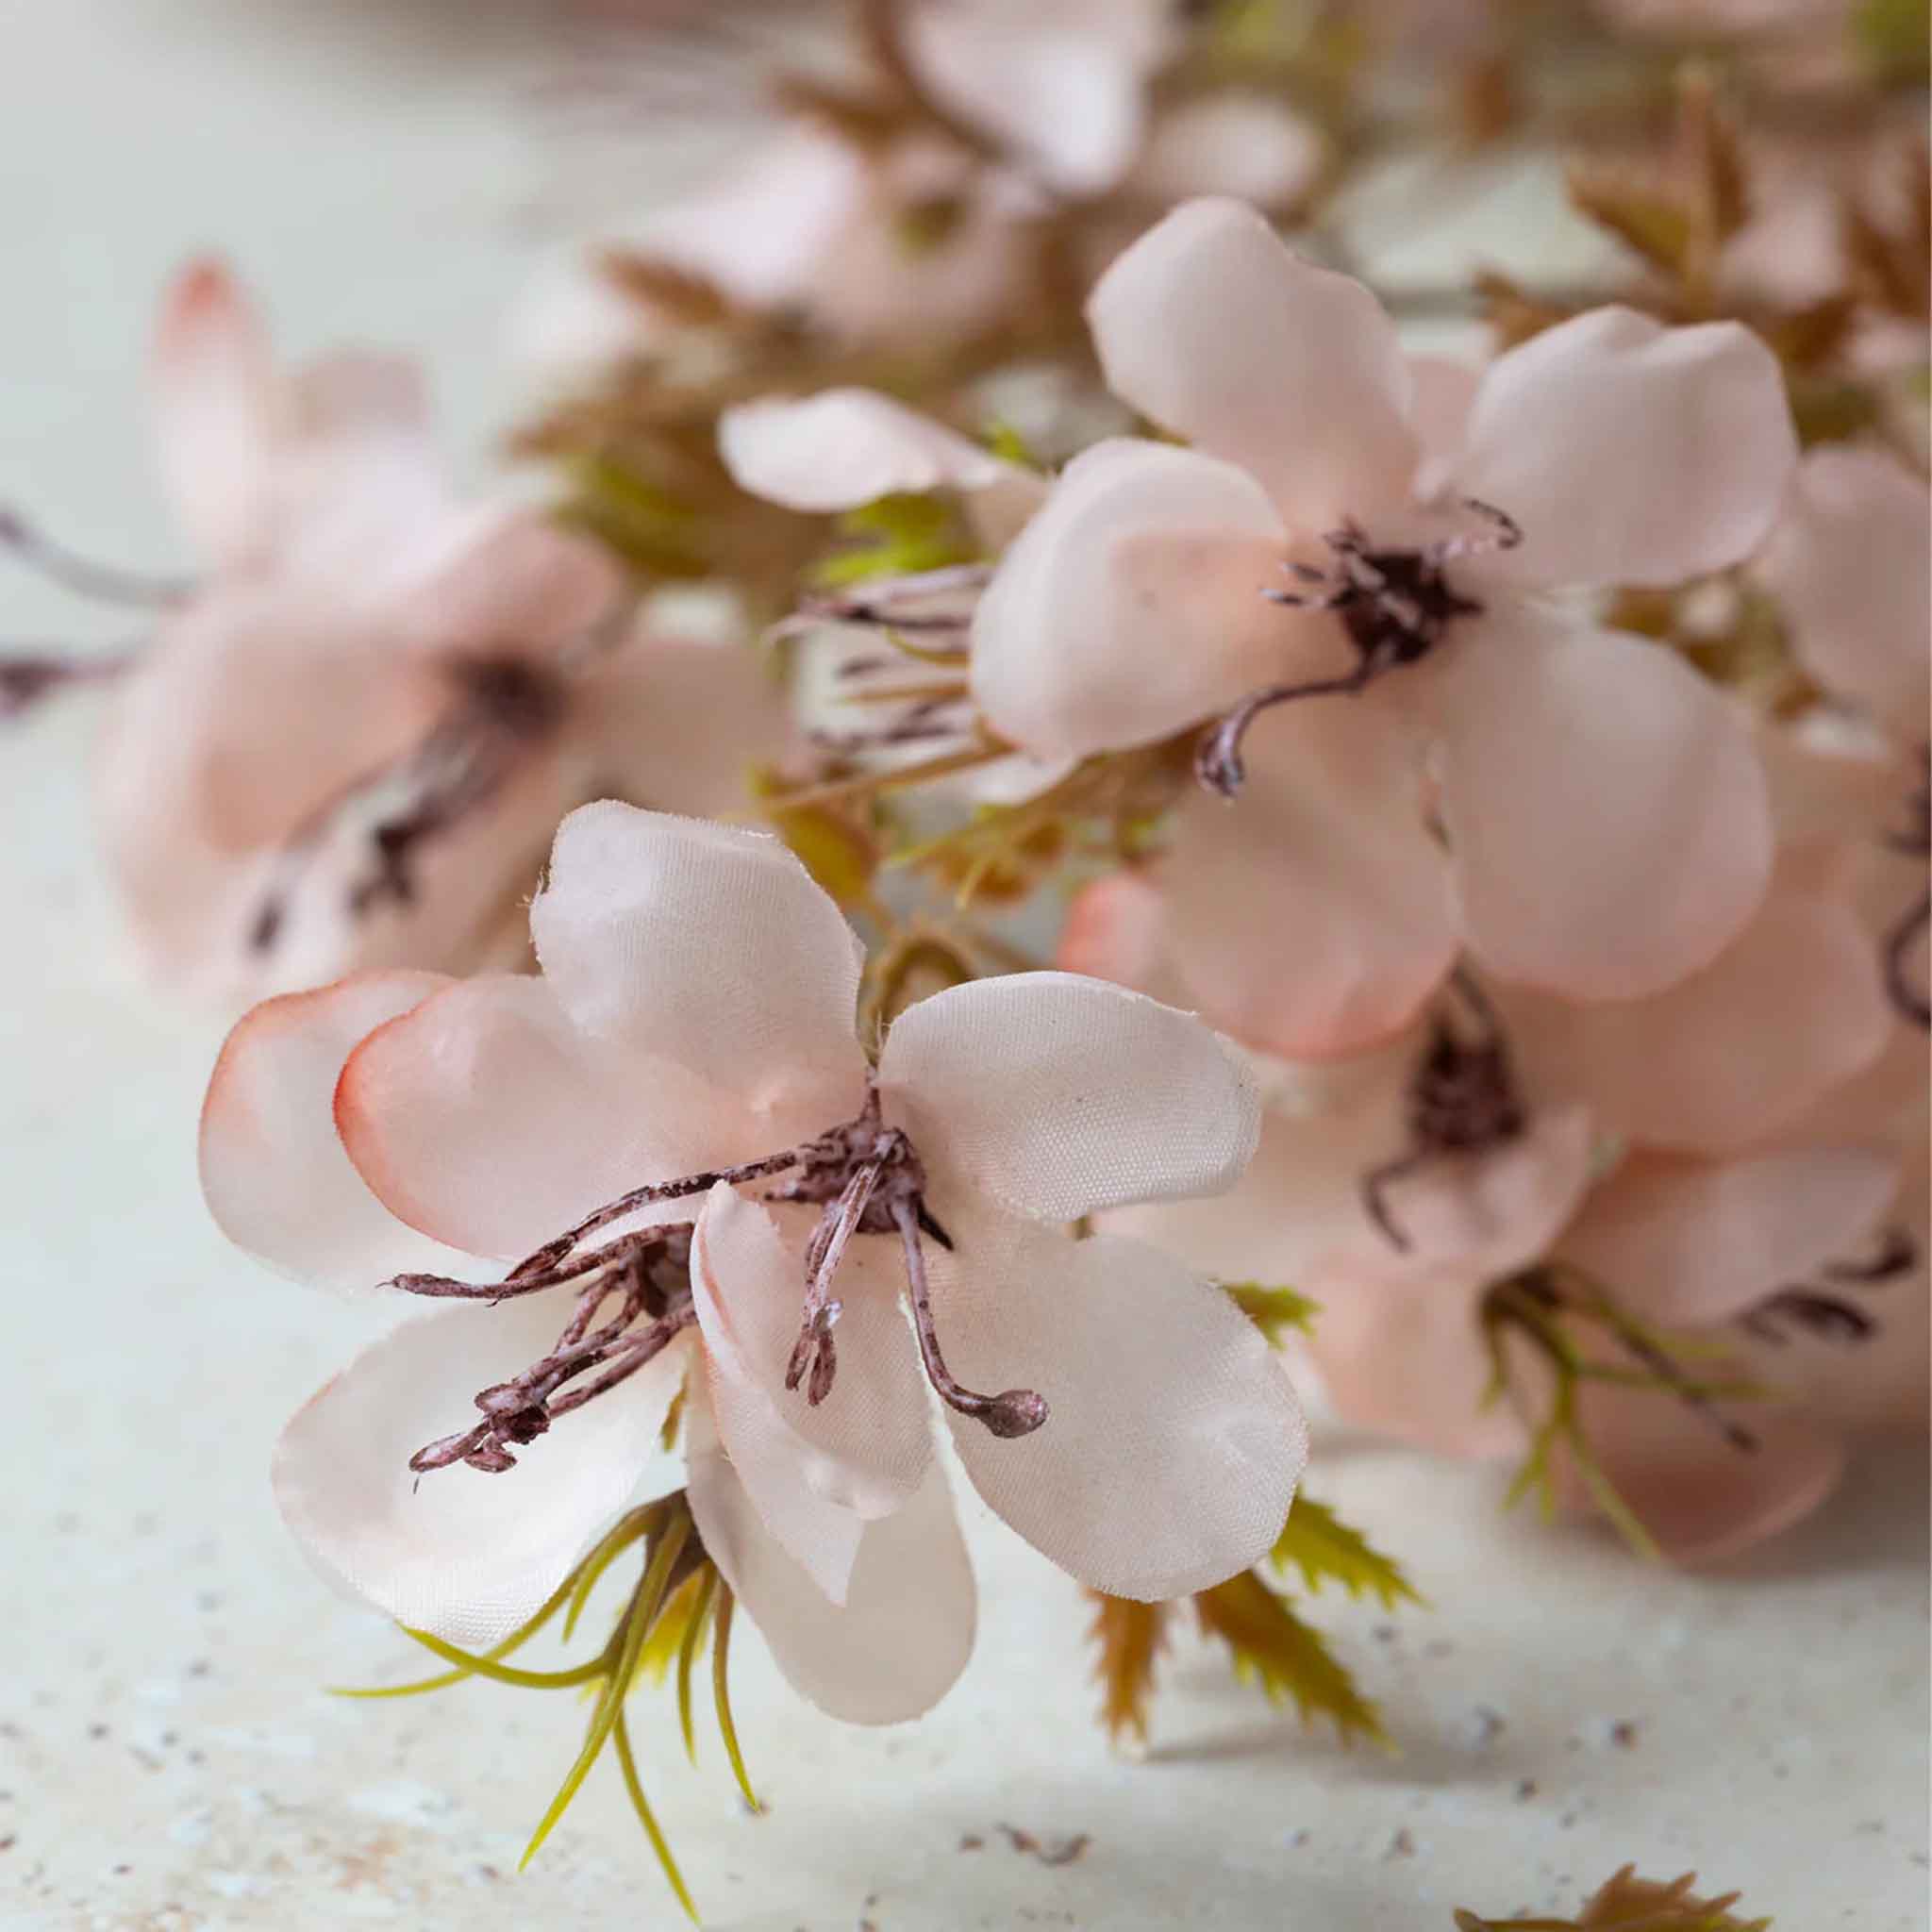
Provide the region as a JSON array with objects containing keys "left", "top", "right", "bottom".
[
  {"left": 1224, "top": 1281, "right": 1319, "bottom": 1342},
  {"left": 1086, "top": 1592, "right": 1170, "bottom": 1746},
  {"left": 1271, "top": 1495, "right": 1425, "bottom": 1611},
  {"left": 1193, "top": 1570, "right": 1389, "bottom": 1748}
]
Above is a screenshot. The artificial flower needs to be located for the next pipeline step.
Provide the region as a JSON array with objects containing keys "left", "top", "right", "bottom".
[
  {"left": 200, "top": 803, "right": 1305, "bottom": 1721},
  {"left": 93, "top": 259, "right": 779, "bottom": 1003},
  {"left": 972, "top": 197, "right": 1794, "bottom": 1045}
]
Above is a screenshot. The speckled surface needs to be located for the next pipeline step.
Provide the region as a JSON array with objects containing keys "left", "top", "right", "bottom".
[{"left": 1, "top": 7, "right": 1927, "bottom": 1929}]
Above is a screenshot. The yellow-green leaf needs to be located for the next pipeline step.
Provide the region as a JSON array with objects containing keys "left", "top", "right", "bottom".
[
  {"left": 1566, "top": 168, "right": 1693, "bottom": 275},
  {"left": 1224, "top": 1281, "right": 1319, "bottom": 1343},
  {"left": 1192, "top": 1570, "right": 1389, "bottom": 1747},
  {"left": 1086, "top": 1592, "right": 1170, "bottom": 1747},
  {"left": 1852, "top": 0, "right": 1929, "bottom": 82},
  {"left": 808, "top": 492, "right": 974, "bottom": 589},
  {"left": 1271, "top": 1495, "right": 1424, "bottom": 1610}
]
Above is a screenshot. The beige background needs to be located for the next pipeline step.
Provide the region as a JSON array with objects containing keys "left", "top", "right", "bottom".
[{"left": 0, "top": 5, "right": 1925, "bottom": 1927}]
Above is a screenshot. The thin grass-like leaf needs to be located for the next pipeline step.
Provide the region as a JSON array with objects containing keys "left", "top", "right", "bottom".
[
  {"left": 611, "top": 1707, "right": 701, "bottom": 1924},
  {"left": 676, "top": 1570, "right": 720, "bottom": 1765},
  {"left": 521, "top": 1515, "right": 691, "bottom": 1871},
  {"left": 710, "top": 1588, "right": 760, "bottom": 1811},
  {"left": 399, "top": 1628, "right": 614, "bottom": 1692}
]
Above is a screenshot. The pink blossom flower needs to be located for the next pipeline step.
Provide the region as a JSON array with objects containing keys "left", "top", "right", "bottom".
[
  {"left": 95, "top": 260, "right": 778, "bottom": 1003},
  {"left": 1124, "top": 1090, "right": 1910, "bottom": 1559},
  {"left": 972, "top": 198, "right": 1793, "bottom": 1047},
  {"left": 514, "top": 8, "right": 1324, "bottom": 389},
  {"left": 200, "top": 804, "right": 1304, "bottom": 1721}
]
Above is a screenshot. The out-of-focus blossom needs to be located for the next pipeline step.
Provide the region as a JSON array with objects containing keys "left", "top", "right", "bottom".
[
  {"left": 1115, "top": 1044, "right": 1912, "bottom": 1559},
  {"left": 514, "top": 5, "right": 1325, "bottom": 391},
  {"left": 200, "top": 805, "right": 1303, "bottom": 1719},
  {"left": 96, "top": 260, "right": 780, "bottom": 1004},
  {"left": 980, "top": 198, "right": 1791, "bottom": 1050}
]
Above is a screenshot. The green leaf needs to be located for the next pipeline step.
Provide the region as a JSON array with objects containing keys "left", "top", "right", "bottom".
[
  {"left": 808, "top": 492, "right": 974, "bottom": 589},
  {"left": 555, "top": 455, "right": 708, "bottom": 581},
  {"left": 1271, "top": 1495, "right": 1425, "bottom": 1611},
  {"left": 981, "top": 420, "right": 1043, "bottom": 472},
  {"left": 1224, "top": 1281, "right": 1319, "bottom": 1343},
  {"left": 1192, "top": 1571, "right": 1390, "bottom": 1748}
]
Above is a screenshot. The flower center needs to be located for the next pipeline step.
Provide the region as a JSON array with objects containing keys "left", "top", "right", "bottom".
[
  {"left": 391, "top": 1079, "right": 1047, "bottom": 1478},
  {"left": 247, "top": 650, "right": 577, "bottom": 957},
  {"left": 1361, "top": 970, "right": 1525, "bottom": 1252},
  {"left": 1196, "top": 497, "right": 1522, "bottom": 796}
]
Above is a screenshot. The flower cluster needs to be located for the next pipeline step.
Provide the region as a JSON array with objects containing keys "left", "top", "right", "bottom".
[{"left": 8, "top": 0, "right": 1925, "bottom": 1914}]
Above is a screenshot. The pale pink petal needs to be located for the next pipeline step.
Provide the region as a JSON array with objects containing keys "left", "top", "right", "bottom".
[
  {"left": 1130, "top": 94, "right": 1326, "bottom": 211},
  {"left": 149, "top": 258, "right": 280, "bottom": 567},
  {"left": 1155, "top": 695, "right": 1458, "bottom": 1059},
  {"left": 94, "top": 587, "right": 445, "bottom": 882},
  {"left": 384, "top": 506, "right": 623, "bottom": 660},
  {"left": 1561, "top": 1377, "right": 1845, "bottom": 1565},
  {"left": 528, "top": 804, "right": 870, "bottom": 1140},
  {"left": 1504, "top": 869, "right": 1892, "bottom": 1155},
  {"left": 1118, "top": 1075, "right": 1592, "bottom": 1281},
  {"left": 200, "top": 970, "right": 460, "bottom": 1289},
  {"left": 720, "top": 389, "right": 1015, "bottom": 513},
  {"left": 1337, "top": 1102, "right": 1598, "bottom": 1279},
  {"left": 904, "top": 0, "right": 1167, "bottom": 195},
  {"left": 287, "top": 350, "right": 429, "bottom": 440},
  {"left": 1449, "top": 308, "right": 1797, "bottom": 590},
  {"left": 335, "top": 973, "right": 736, "bottom": 1259},
  {"left": 1557, "top": 1146, "right": 1900, "bottom": 1328},
  {"left": 1405, "top": 356, "right": 1480, "bottom": 494},
  {"left": 636, "top": 126, "right": 862, "bottom": 312},
  {"left": 1424, "top": 611, "right": 1774, "bottom": 999},
  {"left": 577, "top": 628, "right": 789, "bottom": 822},
  {"left": 1055, "top": 874, "right": 1174, "bottom": 994},
  {"left": 1308, "top": 1262, "right": 1523, "bottom": 1461},
  {"left": 879, "top": 972, "right": 1259, "bottom": 1223},
  {"left": 1085, "top": 199, "right": 1416, "bottom": 530},
  {"left": 1740, "top": 1132, "right": 1928, "bottom": 1439},
  {"left": 275, "top": 1305, "right": 687, "bottom": 1647},
  {"left": 1754, "top": 446, "right": 1930, "bottom": 734},
  {"left": 685, "top": 1390, "right": 974, "bottom": 1724},
  {"left": 969, "top": 438, "right": 1320, "bottom": 760},
  {"left": 690, "top": 1185, "right": 935, "bottom": 1603},
  {"left": 926, "top": 1201, "right": 1307, "bottom": 1599}
]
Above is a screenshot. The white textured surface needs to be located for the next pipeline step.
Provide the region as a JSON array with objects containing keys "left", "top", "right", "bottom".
[{"left": 1, "top": 7, "right": 1926, "bottom": 1928}]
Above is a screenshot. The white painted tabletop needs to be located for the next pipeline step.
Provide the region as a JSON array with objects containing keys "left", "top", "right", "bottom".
[{"left": 2, "top": 6, "right": 1925, "bottom": 1927}]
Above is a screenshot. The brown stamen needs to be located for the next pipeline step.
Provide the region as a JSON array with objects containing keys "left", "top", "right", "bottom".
[
  {"left": 396, "top": 1081, "right": 1052, "bottom": 1474},
  {"left": 1363, "top": 969, "right": 1525, "bottom": 1252},
  {"left": 1197, "top": 498, "right": 1520, "bottom": 797},
  {"left": 892, "top": 1199, "right": 1046, "bottom": 1439}
]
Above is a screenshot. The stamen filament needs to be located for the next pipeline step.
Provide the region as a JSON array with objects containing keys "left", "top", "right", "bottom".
[{"left": 891, "top": 1199, "right": 1046, "bottom": 1439}]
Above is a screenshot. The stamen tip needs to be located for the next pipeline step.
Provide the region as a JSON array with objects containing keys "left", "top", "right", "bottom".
[{"left": 984, "top": 1390, "right": 1048, "bottom": 1439}]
